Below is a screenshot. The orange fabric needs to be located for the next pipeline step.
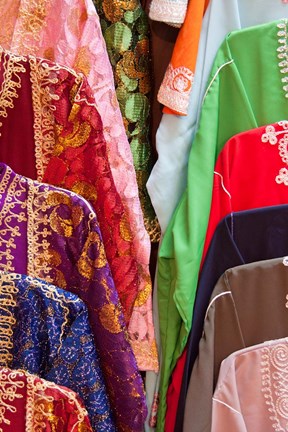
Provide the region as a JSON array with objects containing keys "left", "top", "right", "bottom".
[{"left": 158, "top": 0, "right": 209, "bottom": 115}]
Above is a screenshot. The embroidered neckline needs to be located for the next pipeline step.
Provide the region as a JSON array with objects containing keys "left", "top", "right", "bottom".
[
  {"left": 261, "top": 120, "right": 288, "bottom": 185},
  {"left": 261, "top": 343, "right": 288, "bottom": 431},
  {"left": 277, "top": 20, "right": 288, "bottom": 98}
]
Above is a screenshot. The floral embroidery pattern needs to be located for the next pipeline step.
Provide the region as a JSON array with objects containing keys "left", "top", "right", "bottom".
[
  {"left": 158, "top": 63, "right": 194, "bottom": 114},
  {"left": 149, "top": 0, "right": 188, "bottom": 27},
  {"left": 261, "top": 121, "right": 288, "bottom": 185},
  {"left": 94, "top": 0, "right": 161, "bottom": 243},
  {"left": 261, "top": 343, "right": 288, "bottom": 431}
]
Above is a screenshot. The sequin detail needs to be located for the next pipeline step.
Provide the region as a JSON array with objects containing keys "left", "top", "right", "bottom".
[
  {"left": 261, "top": 121, "right": 288, "bottom": 185},
  {"left": 0, "top": 166, "right": 148, "bottom": 431},
  {"left": 0, "top": 272, "right": 115, "bottom": 431},
  {"left": 261, "top": 343, "right": 288, "bottom": 431},
  {"left": 0, "top": 0, "right": 153, "bottom": 297},
  {"left": 158, "top": 64, "right": 194, "bottom": 114},
  {"left": 94, "top": 0, "right": 161, "bottom": 243},
  {"left": 0, "top": 46, "right": 158, "bottom": 372}
]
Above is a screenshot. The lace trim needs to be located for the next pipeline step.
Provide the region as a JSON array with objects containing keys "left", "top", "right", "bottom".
[
  {"left": 26, "top": 180, "right": 53, "bottom": 279},
  {"left": 277, "top": 20, "right": 288, "bottom": 98},
  {"left": 0, "top": 167, "right": 27, "bottom": 273},
  {"left": 149, "top": 0, "right": 188, "bottom": 25},
  {"left": 13, "top": 0, "right": 52, "bottom": 55},
  {"left": 0, "top": 368, "right": 24, "bottom": 429},
  {"left": 29, "top": 57, "right": 60, "bottom": 181},
  {"left": 261, "top": 120, "right": 288, "bottom": 185},
  {"left": 0, "top": 49, "right": 26, "bottom": 134},
  {"left": 261, "top": 343, "right": 288, "bottom": 431},
  {"left": 158, "top": 64, "right": 194, "bottom": 114}
]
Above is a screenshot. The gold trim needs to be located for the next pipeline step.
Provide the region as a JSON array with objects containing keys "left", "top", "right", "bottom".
[{"left": 0, "top": 49, "right": 26, "bottom": 134}]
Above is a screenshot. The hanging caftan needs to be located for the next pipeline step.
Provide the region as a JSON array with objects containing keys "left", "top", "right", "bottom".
[
  {"left": 93, "top": 0, "right": 161, "bottom": 243},
  {"left": 147, "top": 0, "right": 288, "bottom": 234},
  {"left": 0, "top": 272, "right": 115, "bottom": 431},
  {"left": 0, "top": 162, "right": 147, "bottom": 432},
  {"left": 0, "top": 0, "right": 154, "bottom": 350},
  {"left": 0, "top": 47, "right": 157, "bottom": 373},
  {"left": 156, "top": 18, "right": 288, "bottom": 431},
  {"left": 183, "top": 257, "right": 288, "bottom": 432},
  {"left": 173, "top": 204, "right": 288, "bottom": 430},
  {"left": 211, "top": 338, "right": 288, "bottom": 432},
  {"left": 168, "top": 121, "right": 288, "bottom": 431},
  {"left": 0, "top": 367, "right": 93, "bottom": 431}
]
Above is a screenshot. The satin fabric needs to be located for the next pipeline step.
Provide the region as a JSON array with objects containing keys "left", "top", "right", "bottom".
[
  {"left": 184, "top": 258, "right": 288, "bottom": 431},
  {"left": 156, "top": 19, "right": 288, "bottom": 431},
  {"left": 0, "top": 368, "right": 93, "bottom": 431},
  {"left": 0, "top": 272, "right": 115, "bottom": 431},
  {"left": 148, "top": 0, "right": 288, "bottom": 233},
  {"left": 168, "top": 121, "right": 288, "bottom": 430},
  {"left": 212, "top": 337, "right": 288, "bottom": 432},
  {"left": 174, "top": 204, "right": 288, "bottom": 430},
  {"left": 0, "top": 163, "right": 147, "bottom": 432}
]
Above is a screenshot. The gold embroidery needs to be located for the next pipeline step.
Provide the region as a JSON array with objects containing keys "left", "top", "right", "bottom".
[
  {"left": 261, "top": 121, "right": 288, "bottom": 185},
  {"left": 0, "top": 49, "right": 26, "bottom": 134},
  {"left": 119, "top": 216, "right": 133, "bottom": 242},
  {"left": 27, "top": 180, "right": 54, "bottom": 280},
  {"left": 0, "top": 275, "right": 18, "bottom": 366},
  {"left": 74, "top": 46, "right": 91, "bottom": 78},
  {"left": 77, "top": 231, "right": 107, "bottom": 279},
  {"left": 47, "top": 192, "right": 84, "bottom": 238},
  {"left": 134, "top": 282, "right": 151, "bottom": 307},
  {"left": 24, "top": 369, "right": 91, "bottom": 431},
  {"left": 56, "top": 119, "right": 91, "bottom": 149},
  {"left": 102, "top": 0, "right": 138, "bottom": 23},
  {"left": 0, "top": 368, "right": 24, "bottom": 429},
  {"left": 99, "top": 304, "right": 122, "bottom": 334},
  {"left": 72, "top": 181, "right": 97, "bottom": 203},
  {"left": 0, "top": 167, "right": 28, "bottom": 273},
  {"left": 29, "top": 56, "right": 60, "bottom": 181}
]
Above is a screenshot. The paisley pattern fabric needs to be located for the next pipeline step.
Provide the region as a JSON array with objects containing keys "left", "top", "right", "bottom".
[
  {"left": 0, "top": 272, "right": 115, "bottom": 431},
  {"left": 0, "top": 163, "right": 147, "bottom": 432},
  {"left": 93, "top": 0, "right": 161, "bottom": 243},
  {"left": 0, "top": 367, "right": 93, "bottom": 431},
  {"left": 0, "top": 0, "right": 152, "bottom": 268},
  {"left": 0, "top": 47, "right": 158, "bottom": 372}
]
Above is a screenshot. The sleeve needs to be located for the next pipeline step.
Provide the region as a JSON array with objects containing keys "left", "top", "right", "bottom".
[
  {"left": 45, "top": 307, "right": 116, "bottom": 432},
  {"left": 64, "top": 212, "right": 148, "bottom": 432},
  {"left": 183, "top": 274, "right": 245, "bottom": 432}
]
